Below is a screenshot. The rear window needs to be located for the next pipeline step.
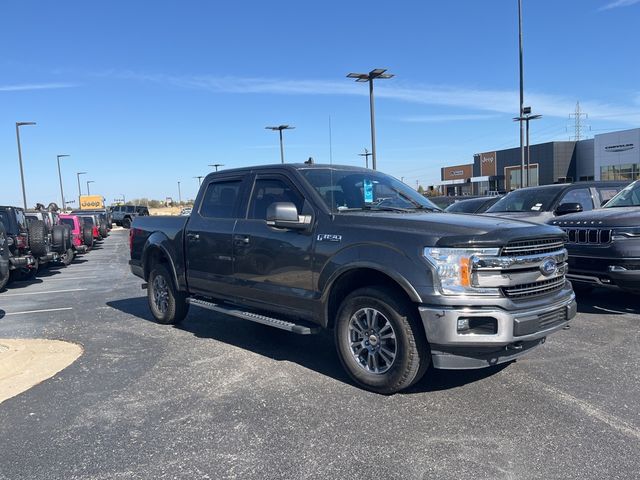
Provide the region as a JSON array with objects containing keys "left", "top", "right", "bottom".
[
  {"left": 60, "top": 218, "right": 75, "bottom": 228},
  {"left": 125, "top": 206, "right": 136, "bottom": 213}
]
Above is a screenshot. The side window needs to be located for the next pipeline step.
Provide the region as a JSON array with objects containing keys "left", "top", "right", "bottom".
[
  {"left": 559, "top": 188, "right": 594, "bottom": 211},
  {"left": 248, "top": 178, "right": 304, "bottom": 220},
  {"left": 200, "top": 180, "right": 242, "bottom": 218},
  {"left": 598, "top": 188, "right": 621, "bottom": 206}
]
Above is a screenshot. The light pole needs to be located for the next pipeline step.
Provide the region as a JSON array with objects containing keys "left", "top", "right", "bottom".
[
  {"left": 517, "top": 0, "right": 526, "bottom": 189},
  {"left": 265, "top": 125, "right": 295, "bottom": 164},
  {"left": 347, "top": 68, "right": 394, "bottom": 171},
  {"left": 177, "top": 181, "right": 182, "bottom": 204},
  {"left": 513, "top": 107, "right": 542, "bottom": 187},
  {"left": 209, "top": 163, "right": 224, "bottom": 172},
  {"left": 86, "top": 180, "right": 95, "bottom": 195},
  {"left": 77, "top": 172, "right": 87, "bottom": 203},
  {"left": 194, "top": 176, "right": 204, "bottom": 186},
  {"left": 57, "top": 154, "right": 70, "bottom": 210},
  {"left": 15, "top": 121, "right": 36, "bottom": 210},
  {"left": 358, "top": 148, "right": 372, "bottom": 169}
]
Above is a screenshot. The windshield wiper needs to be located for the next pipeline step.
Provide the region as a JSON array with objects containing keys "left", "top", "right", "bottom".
[{"left": 336, "top": 205, "right": 412, "bottom": 213}]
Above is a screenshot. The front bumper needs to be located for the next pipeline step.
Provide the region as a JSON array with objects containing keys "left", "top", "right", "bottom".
[
  {"left": 419, "top": 293, "right": 576, "bottom": 369},
  {"left": 567, "top": 256, "right": 640, "bottom": 290},
  {"left": 9, "top": 254, "right": 36, "bottom": 269}
]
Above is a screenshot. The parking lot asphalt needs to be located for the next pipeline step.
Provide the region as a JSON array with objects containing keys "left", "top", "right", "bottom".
[{"left": 0, "top": 229, "right": 639, "bottom": 480}]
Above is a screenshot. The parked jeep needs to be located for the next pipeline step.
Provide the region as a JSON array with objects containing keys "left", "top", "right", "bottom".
[
  {"left": 550, "top": 179, "right": 640, "bottom": 293},
  {"left": 0, "top": 206, "right": 38, "bottom": 281},
  {"left": 25, "top": 210, "right": 71, "bottom": 265},
  {"left": 0, "top": 222, "right": 10, "bottom": 290},
  {"left": 111, "top": 204, "right": 149, "bottom": 228},
  {"left": 59, "top": 214, "right": 93, "bottom": 253}
]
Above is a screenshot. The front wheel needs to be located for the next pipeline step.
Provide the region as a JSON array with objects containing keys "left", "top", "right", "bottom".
[
  {"left": 334, "top": 286, "right": 430, "bottom": 394},
  {"left": 147, "top": 264, "right": 189, "bottom": 324},
  {"left": 60, "top": 248, "right": 75, "bottom": 266}
]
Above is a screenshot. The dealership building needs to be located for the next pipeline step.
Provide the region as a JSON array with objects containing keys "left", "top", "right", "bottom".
[{"left": 436, "top": 127, "right": 640, "bottom": 195}]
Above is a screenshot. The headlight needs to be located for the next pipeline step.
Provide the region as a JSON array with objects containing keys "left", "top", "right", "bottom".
[
  {"left": 612, "top": 227, "right": 640, "bottom": 240},
  {"left": 423, "top": 247, "right": 501, "bottom": 296}
]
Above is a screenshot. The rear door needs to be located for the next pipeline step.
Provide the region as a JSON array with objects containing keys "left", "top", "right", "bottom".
[
  {"left": 185, "top": 175, "right": 248, "bottom": 297},
  {"left": 232, "top": 173, "right": 315, "bottom": 313}
]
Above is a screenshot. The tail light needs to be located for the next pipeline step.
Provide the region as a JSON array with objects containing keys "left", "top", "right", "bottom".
[
  {"left": 129, "top": 228, "right": 134, "bottom": 254},
  {"left": 16, "top": 234, "right": 28, "bottom": 249}
]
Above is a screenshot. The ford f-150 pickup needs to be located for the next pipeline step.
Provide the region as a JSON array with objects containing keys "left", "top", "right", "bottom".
[{"left": 129, "top": 164, "right": 576, "bottom": 393}]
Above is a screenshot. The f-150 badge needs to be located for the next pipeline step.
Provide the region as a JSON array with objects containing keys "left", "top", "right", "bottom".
[{"left": 317, "top": 234, "right": 342, "bottom": 242}]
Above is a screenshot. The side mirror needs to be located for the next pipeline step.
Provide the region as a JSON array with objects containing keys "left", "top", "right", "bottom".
[
  {"left": 266, "top": 202, "right": 311, "bottom": 230},
  {"left": 555, "top": 202, "right": 583, "bottom": 216}
]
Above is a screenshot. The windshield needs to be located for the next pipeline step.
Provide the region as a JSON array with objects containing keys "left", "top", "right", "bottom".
[
  {"left": 301, "top": 168, "right": 440, "bottom": 212},
  {"left": 486, "top": 187, "right": 562, "bottom": 213},
  {"left": 605, "top": 181, "right": 640, "bottom": 207}
]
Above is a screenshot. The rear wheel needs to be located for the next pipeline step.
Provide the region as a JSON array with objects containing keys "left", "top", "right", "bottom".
[
  {"left": 82, "top": 225, "right": 94, "bottom": 248},
  {"left": 60, "top": 248, "right": 75, "bottom": 266},
  {"left": 122, "top": 217, "right": 132, "bottom": 229},
  {"left": 334, "top": 286, "right": 430, "bottom": 394},
  {"left": 0, "top": 268, "right": 9, "bottom": 290},
  {"left": 147, "top": 264, "right": 189, "bottom": 324}
]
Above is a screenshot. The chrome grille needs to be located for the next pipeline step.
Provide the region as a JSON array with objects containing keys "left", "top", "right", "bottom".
[
  {"left": 502, "top": 276, "right": 566, "bottom": 298},
  {"left": 562, "top": 228, "right": 612, "bottom": 244},
  {"left": 501, "top": 238, "right": 566, "bottom": 257}
]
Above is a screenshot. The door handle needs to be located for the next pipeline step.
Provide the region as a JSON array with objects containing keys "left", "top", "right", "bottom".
[
  {"left": 187, "top": 232, "right": 200, "bottom": 240},
  {"left": 234, "top": 235, "right": 250, "bottom": 245}
]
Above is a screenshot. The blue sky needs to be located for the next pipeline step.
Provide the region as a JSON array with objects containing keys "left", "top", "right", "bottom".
[{"left": 1, "top": 0, "right": 639, "bottom": 206}]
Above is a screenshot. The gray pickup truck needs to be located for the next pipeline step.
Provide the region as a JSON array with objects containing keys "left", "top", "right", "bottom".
[{"left": 129, "top": 164, "right": 576, "bottom": 393}]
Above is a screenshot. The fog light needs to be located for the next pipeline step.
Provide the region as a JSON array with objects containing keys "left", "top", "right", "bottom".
[{"left": 457, "top": 318, "right": 470, "bottom": 332}]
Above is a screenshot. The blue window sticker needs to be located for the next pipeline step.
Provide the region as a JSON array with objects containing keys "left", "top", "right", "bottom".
[{"left": 363, "top": 179, "right": 374, "bottom": 203}]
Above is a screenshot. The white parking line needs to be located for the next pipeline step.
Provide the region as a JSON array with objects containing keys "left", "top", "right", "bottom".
[
  {"left": 3, "top": 307, "right": 73, "bottom": 316},
  {"left": 1, "top": 288, "right": 87, "bottom": 297}
]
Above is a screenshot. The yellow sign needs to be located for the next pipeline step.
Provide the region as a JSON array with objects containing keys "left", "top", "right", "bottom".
[{"left": 79, "top": 195, "right": 104, "bottom": 210}]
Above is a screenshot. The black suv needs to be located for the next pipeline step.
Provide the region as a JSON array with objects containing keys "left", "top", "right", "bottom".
[
  {"left": 484, "top": 181, "right": 627, "bottom": 223},
  {"left": 550, "top": 180, "right": 640, "bottom": 293},
  {"left": 0, "top": 206, "right": 39, "bottom": 281}
]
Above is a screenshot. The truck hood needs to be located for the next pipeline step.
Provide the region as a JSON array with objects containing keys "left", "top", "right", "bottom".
[
  {"left": 482, "top": 211, "right": 554, "bottom": 224},
  {"left": 549, "top": 206, "right": 640, "bottom": 228},
  {"left": 337, "top": 211, "right": 565, "bottom": 247}
]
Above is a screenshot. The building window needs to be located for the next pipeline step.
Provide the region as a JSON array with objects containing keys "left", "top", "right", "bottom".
[
  {"left": 600, "top": 164, "right": 640, "bottom": 181},
  {"left": 504, "top": 165, "right": 539, "bottom": 191}
]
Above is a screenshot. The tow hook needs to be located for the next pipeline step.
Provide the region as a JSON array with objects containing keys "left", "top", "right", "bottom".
[
  {"left": 506, "top": 342, "right": 524, "bottom": 351},
  {"left": 563, "top": 324, "right": 571, "bottom": 330},
  {"left": 141, "top": 283, "right": 148, "bottom": 290}
]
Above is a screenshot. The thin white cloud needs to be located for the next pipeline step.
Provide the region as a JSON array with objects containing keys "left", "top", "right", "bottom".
[
  {"left": 0, "top": 83, "right": 77, "bottom": 92},
  {"left": 599, "top": 0, "right": 640, "bottom": 10},
  {"left": 104, "top": 71, "right": 640, "bottom": 124}
]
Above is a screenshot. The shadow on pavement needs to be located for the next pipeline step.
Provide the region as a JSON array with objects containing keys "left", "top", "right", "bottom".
[
  {"left": 575, "top": 288, "right": 640, "bottom": 315},
  {"left": 107, "top": 296, "right": 504, "bottom": 394}
]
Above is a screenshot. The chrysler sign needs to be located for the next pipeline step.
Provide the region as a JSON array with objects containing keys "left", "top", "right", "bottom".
[{"left": 604, "top": 143, "right": 634, "bottom": 152}]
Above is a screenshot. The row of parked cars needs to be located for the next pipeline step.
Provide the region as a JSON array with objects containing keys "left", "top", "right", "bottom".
[
  {"left": 439, "top": 179, "right": 640, "bottom": 293},
  {"left": 0, "top": 204, "right": 112, "bottom": 291}
]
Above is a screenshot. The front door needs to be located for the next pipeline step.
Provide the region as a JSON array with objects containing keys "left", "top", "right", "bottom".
[{"left": 232, "top": 174, "right": 315, "bottom": 314}]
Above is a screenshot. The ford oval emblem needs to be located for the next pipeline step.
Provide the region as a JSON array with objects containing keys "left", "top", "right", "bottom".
[{"left": 540, "top": 259, "right": 557, "bottom": 277}]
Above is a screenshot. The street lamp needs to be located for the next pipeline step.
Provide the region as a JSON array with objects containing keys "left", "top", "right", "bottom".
[
  {"left": 358, "top": 148, "right": 372, "bottom": 169},
  {"left": 57, "top": 154, "right": 70, "bottom": 210},
  {"left": 265, "top": 125, "right": 295, "bottom": 164},
  {"left": 346, "top": 68, "right": 394, "bottom": 170},
  {"left": 194, "top": 176, "right": 204, "bottom": 186},
  {"left": 15, "top": 121, "right": 36, "bottom": 209},
  {"left": 513, "top": 106, "right": 542, "bottom": 188},
  {"left": 77, "top": 172, "right": 87, "bottom": 201},
  {"left": 209, "top": 163, "right": 224, "bottom": 172},
  {"left": 177, "top": 181, "right": 182, "bottom": 204},
  {"left": 86, "top": 180, "right": 95, "bottom": 195},
  {"left": 517, "top": 0, "right": 526, "bottom": 189}
]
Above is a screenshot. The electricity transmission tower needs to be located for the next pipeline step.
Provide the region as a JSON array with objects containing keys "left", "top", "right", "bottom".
[{"left": 569, "top": 101, "right": 589, "bottom": 141}]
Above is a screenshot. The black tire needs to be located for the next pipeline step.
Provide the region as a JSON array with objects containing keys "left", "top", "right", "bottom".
[
  {"left": 28, "top": 220, "right": 48, "bottom": 257},
  {"left": 0, "top": 269, "right": 9, "bottom": 290},
  {"left": 82, "top": 225, "right": 94, "bottom": 248},
  {"left": 60, "top": 248, "right": 75, "bottom": 266},
  {"left": 99, "top": 222, "right": 108, "bottom": 238},
  {"left": 334, "top": 286, "right": 430, "bottom": 394},
  {"left": 147, "top": 264, "right": 189, "bottom": 325},
  {"left": 52, "top": 225, "right": 67, "bottom": 253},
  {"left": 63, "top": 225, "right": 72, "bottom": 250},
  {"left": 122, "top": 217, "right": 132, "bottom": 229}
]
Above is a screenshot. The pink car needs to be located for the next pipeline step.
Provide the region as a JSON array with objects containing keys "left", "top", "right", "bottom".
[{"left": 59, "top": 214, "right": 93, "bottom": 254}]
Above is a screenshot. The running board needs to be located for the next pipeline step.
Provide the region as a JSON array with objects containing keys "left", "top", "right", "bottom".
[{"left": 187, "top": 297, "right": 319, "bottom": 335}]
